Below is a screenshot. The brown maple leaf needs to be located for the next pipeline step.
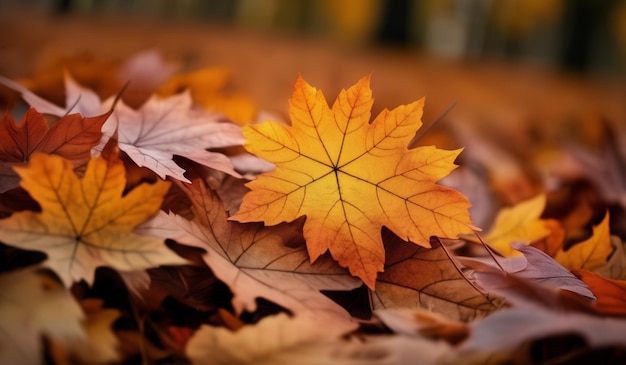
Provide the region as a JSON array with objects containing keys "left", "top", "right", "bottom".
[
  {"left": 139, "top": 179, "right": 360, "bottom": 329},
  {"left": 0, "top": 107, "right": 110, "bottom": 193},
  {"left": 371, "top": 233, "right": 500, "bottom": 321}
]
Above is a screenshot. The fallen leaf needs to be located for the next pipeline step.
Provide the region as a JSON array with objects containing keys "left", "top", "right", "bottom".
[
  {"left": 186, "top": 313, "right": 333, "bottom": 365},
  {"left": 97, "top": 91, "right": 244, "bottom": 182},
  {"left": 187, "top": 312, "right": 452, "bottom": 365},
  {"left": 0, "top": 267, "right": 85, "bottom": 365},
  {"left": 468, "top": 256, "right": 596, "bottom": 311},
  {"left": 476, "top": 194, "right": 552, "bottom": 257},
  {"left": 555, "top": 211, "right": 613, "bottom": 271},
  {"left": 2, "top": 73, "right": 245, "bottom": 183},
  {"left": 145, "top": 265, "right": 231, "bottom": 312},
  {"left": 460, "top": 242, "right": 595, "bottom": 300},
  {"left": 574, "top": 270, "right": 626, "bottom": 316},
  {"left": 139, "top": 179, "right": 360, "bottom": 330},
  {"left": 0, "top": 142, "right": 185, "bottom": 286},
  {"left": 459, "top": 306, "right": 626, "bottom": 356},
  {"left": 371, "top": 234, "right": 500, "bottom": 321},
  {"left": 52, "top": 298, "right": 120, "bottom": 364},
  {"left": 530, "top": 218, "right": 566, "bottom": 257},
  {"left": 157, "top": 67, "right": 257, "bottom": 125},
  {"left": 375, "top": 308, "right": 469, "bottom": 344},
  {"left": 230, "top": 75, "right": 474, "bottom": 288},
  {"left": 595, "top": 236, "right": 626, "bottom": 280},
  {"left": 0, "top": 107, "right": 110, "bottom": 193}
]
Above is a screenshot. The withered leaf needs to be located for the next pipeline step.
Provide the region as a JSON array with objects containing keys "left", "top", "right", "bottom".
[
  {"left": 139, "top": 179, "right": 360, "bottom": 330},
  {"left": 371, "top": 233, "right": 500, "bottom": 321}
]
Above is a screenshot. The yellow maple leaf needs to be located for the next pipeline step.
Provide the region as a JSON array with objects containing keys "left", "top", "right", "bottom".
[
  {"left": 230, "top": 75, "right": 474, "bottom": 288},
  {"left": 479, "top": 194, "right": 552, "bottom": 257},
  {"left": 0, "top": 145, "right": 186, "bottom": 287},
  {"left": 555, "top": 211, "right": 613, "bottom": 271}
]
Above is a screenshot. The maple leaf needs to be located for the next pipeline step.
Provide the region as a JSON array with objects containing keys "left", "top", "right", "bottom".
[
  {"left": 139, "top": 179, "right": 360, "bottom": 328},
  {"left": 574, "top": 270, "right": 626, "bottom": 316},
  {"left": 595, "top": 236, "right": 626, "bottom": 280},
  {"left": 0, "top": 107, "right": 110, "bottom": 193},
  {"left": 230, "top": 75, "right": 474, "bottom": 288},
  {"left": 0, "top": 143, "right": 186, "bottom": 286},
  {"left": 96, "top": 91, "right": 244, "bottom": 182},
  {"left": 555, "top": 211, "right": 613, "bottom": 271},
  {"left": 473, "top": 194, "right": 552, "bottom": 257},
  {"left": 2, "top": 73, "right": 244, "bottom": 183},
  {"left": 371, "top": 234, "right": 500, "bottom": 321}
]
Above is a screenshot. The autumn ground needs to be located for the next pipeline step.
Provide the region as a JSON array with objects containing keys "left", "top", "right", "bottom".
[{"left": 1, "top": 5, "right": 626, "bottom": 365}]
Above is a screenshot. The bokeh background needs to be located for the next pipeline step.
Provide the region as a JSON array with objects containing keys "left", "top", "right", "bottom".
[{"left": 1, "top": 0, "right": 626, "bottom": 218}]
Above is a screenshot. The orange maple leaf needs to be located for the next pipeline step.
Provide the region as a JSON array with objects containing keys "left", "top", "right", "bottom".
[
  {"left": 0, "top": 142, "right": 186, "bottom": 287},
  {"left": 573, "top": 270, "right": 626, "bottom": 316},
  {"left": 230, "top": 75, "right": 474, "bottom": 288}
]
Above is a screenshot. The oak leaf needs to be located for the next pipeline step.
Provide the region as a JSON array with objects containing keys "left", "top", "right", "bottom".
[
  {"left": 138, "top": 179, "right": 359, "bottom": 329},
  {"left": 230, "top": 75, "right": 474, "bottom": 288},
  {"left": 0, "top": 107, "right": 110, "bottom": 193},
  {"left": 0, "top": 144, "right": 186, "bottom": 286},
  {"left": 555, "top": 211, "right": 613, "bottom": 271}
]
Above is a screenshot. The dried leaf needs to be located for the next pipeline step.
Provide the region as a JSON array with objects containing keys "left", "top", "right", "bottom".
[
  {"left": 0, "top": 107, "right": 110, "bottom": 192},
  {"left": 231, "top": 75, "right": 474, "bottom": 288},
  {"left": 375, "top": 308, "right": 469, "bottom": 344},
  {"left": 459, "top": 307, "right": 626, "bottom": 355},
  {"left": 0, "top": 144, "right": 185, "bottom": 286},
  {"left": 55, "top": 299, "right": 120, "bottom": 364},
  {"left": 574, "top": 270, "right": 626, "bottom": 316},
  {"left": 477, "top": 194, "right": 552, "bottom": 257},
  {"left": 96, "top": 91, "right": 244, "bottom": 182},
  {"left": 595, "top": 236, "right": 626, "bottom": 280},
  {"left": 555, "top": 211, "right": 613, "bottom": 271},
  {"left": 371, "top": 234, "right": 500, "bottom": 321},
  {"left": 461, "top": 242, "right": 595, "bottom": 300},
  {"left": 0, "top": 267, "right": 85, "bottom": 365},
  {"left": 139, "top": 179, "right": 359, "bottom": 330},
  {"left": 187, "top": 312, "right": 451, "bottom": 365}
]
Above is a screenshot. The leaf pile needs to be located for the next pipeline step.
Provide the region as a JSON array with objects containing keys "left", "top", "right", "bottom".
[{"left": 1, "top": 56, "right": 626, "bottom": 364}]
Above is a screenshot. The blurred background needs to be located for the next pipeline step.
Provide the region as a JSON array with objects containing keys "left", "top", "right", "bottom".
[
  {"left": 1, "top": 0, "right": 626, "bottom": 215},
  {"left": 3, "top": 0, "right": 626, "bottom": 74}
]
